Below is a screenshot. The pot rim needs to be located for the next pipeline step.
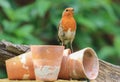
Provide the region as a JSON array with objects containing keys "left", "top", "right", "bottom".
[
  {"left": 30, "top": 45, "right": 64, "bottom": 48},
  {"left": 81, "top": 47, "right": 99, "bottom": 80}
]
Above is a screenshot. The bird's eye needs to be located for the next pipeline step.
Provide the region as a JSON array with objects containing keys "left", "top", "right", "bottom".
[{"left": 66, "top": 9, "right": 68, "bottom": 12}]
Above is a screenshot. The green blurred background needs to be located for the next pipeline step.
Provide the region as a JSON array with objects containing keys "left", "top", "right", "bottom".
[{"left": 0, "top": 0, "right": 120, "bottom": 65}]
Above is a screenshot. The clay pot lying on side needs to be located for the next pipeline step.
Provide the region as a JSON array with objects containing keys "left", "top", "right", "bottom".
[
  {"left": 31, "top": 45, "right": 64, "bottom": 81},
  {"left": 6, "top": 52, "right": 35, "bottom": 80},
  {"left": 58, "top": 47, "right": 99, "bottom": 80}
]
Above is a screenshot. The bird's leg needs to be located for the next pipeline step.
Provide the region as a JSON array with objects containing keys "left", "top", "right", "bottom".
[
  {"left": 61, "top": 42, "right": 64, "bottom": 46},
  {"left": 62, "top": 42, "right": 66, "bottom": 49},
  {"left": 70, "top": 42, "right": 73, "bottom": 53}
]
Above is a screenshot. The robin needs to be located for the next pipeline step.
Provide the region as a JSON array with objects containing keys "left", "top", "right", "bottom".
[{"left": 58, "top": 7, "right": 76, "bottom": 52}]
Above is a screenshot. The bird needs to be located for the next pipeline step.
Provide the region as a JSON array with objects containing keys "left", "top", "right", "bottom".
[{"left": 58, "top": 7, "right": 76, "bottom": 52}]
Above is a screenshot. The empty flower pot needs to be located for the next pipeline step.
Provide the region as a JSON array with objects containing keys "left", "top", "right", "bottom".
[
  {"left": 69, "top": 47, "right": 99, "bottom": 80},
  {"left": 58, "top": 49, "right": 71, "bottom": 79},
  {"left": 31, "top": 45, "right": 64, "bottom": 81},
  {"left": 6, "top": 52, "right": 35, "bottom": 80},
  {"left": 58, "top": 47, "right": 99, "bottom": 80}
]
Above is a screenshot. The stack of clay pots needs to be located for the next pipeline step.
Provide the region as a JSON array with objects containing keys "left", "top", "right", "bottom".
[{"left": 6, "top": 45, "right": 99, "bottom": 81}]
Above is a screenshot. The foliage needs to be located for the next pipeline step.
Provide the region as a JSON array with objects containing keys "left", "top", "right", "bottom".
[
  {"left": 0, "top": 67, "right": 7, "bottom": 78},
  {"left": 0, "top": 0, "right": 120, "bottom": 65}
]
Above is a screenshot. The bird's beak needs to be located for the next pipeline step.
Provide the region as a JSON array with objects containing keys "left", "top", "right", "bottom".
[
  {"left": 72, "top": 8, "right": 74, "bottom": 14},
  {"left": 71, "top": 11, "right": 74, "bottom": 15}
]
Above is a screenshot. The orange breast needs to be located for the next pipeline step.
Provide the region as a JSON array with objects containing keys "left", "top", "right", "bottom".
[{"left": 61, "top": 17, "right": 76, "bottom": 32}]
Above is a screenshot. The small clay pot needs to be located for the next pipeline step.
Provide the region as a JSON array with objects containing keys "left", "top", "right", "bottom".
[
  {"left": 6, "top": 52, "right": 35, "bottom": 80},
  {"left": 58, "top": 47, "right": 99, "bottom": 80},
  {"left": 31, "top": 45, "right": 64, "bottom": 81},
  {"left": 58, "top": 49, "right": 71, "bottom": 79},
  {"left": 68, "top": 47, "right": 99, "bottom": 80}
]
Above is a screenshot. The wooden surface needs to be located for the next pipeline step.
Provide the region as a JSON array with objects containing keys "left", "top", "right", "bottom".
[
  {"left": 0, "top": 40, "right": 120, "bottom": 82},
  {"left": 0, "top": 79, "right": 96, "bottom": 82},
  {"left": 97, "top": 60, "right": 120, "bottom": 82}
]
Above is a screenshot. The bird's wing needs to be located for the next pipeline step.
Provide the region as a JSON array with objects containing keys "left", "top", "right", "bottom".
[
  {"left": 57, "top": 21, "right": 61, "bottom": 43},
  {"left": 57, "top": 20, "right": 64, "bottom": 45}
]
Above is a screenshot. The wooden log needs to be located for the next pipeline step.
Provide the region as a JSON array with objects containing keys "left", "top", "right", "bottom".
[
  {"left": 0, "top": 40, "right": 120, "bottom": 82},
  {"left": 0, "top": 40, "right": 29, "bottom": 66},
  {"left": 97, "top": 60, "right": 120, "bottom": 82}
]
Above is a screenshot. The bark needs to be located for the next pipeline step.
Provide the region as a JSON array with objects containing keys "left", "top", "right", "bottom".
[
  {"left": 0, "top": 40, "right": 29, "bottom": 66},
  {"left": 97, "top": 60, "right": 120, "bottom": 82},
  {"left": 0, "top": 40, "right": 120, "bottom": 82}
]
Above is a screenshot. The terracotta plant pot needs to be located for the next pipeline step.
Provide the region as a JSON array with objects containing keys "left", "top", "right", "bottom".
[
  {"left": 31, "top": 45, "right": 64, "bottom": 81},
  {"left": 58, "top": 49, "right": 71, "bottom": 79},
  {"left": 6, "top": 52, "right": 35, "bottom": 80},
  {"left": 58, "top": 47, "right": 99, "bottom": 80},
  {"left": 69, "top": 47, "right": 99, "bottom": 80}
]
